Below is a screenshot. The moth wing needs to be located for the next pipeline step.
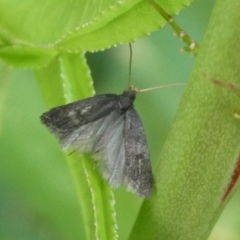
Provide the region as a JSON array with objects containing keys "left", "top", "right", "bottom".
[
  {"left": 40, "top": 94, "right": 118, "bottom": 144},
  {"left": 72, "top": 110, "right": 126, "bottom": 187},
  {"left": 124, "top": 107, "right": 153, "bottom": 197},
  {"left": 41, "top": 93, "right": 127, "bottom": 187}
]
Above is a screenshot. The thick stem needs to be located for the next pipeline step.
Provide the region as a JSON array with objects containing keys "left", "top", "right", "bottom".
[{"left": 130, "top": 0, "right": 240, "bottom": 239}]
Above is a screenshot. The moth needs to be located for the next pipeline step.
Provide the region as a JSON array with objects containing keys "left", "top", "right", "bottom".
[
  {"left": 41, "top": 86, "right": 153, "bottom": 197},
  {"left": 40, "top": 45, "right": 183, "bottom": 198}
]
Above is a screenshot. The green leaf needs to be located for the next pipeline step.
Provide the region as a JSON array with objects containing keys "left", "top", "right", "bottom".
[
  {"left": 0, "top": 46, "right": 58, "bottom": 68},
  {"left": 0, "top": 0, "right": 194, "bottom": 68},
  {"left": 0, "top": 0, "right": 122, "bottom": 44},
  {"left": 130, "top": 0, "right": 240, "bottom": 239},
  {"left": 0, "top": 0, "right": 192, "bottom": 49},
  {"left": 57, "top": 0, "right": 193, "bottom": 51}
]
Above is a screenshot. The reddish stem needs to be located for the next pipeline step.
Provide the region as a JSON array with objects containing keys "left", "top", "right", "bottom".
[{"left": 223, "top": 156, "right": 240, "bottom": 201}]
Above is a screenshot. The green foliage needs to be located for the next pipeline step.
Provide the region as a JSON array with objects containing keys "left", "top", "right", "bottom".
[
  {"left": 0, "top": 0, "right": 240, "bottom": 240},
  {"left": 0, "top": 0, "right": 191, "bottom": 60},
  {"left": 130, "top": 1, "right": 240, "bottom": 239}
]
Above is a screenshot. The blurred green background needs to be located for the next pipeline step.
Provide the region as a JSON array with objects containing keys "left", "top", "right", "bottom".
[{"left": 1, "top": 0, "right": 240, "bottom": 239}]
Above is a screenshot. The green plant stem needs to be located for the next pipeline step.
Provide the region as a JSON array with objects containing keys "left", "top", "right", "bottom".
[
  {"left": 148, "top": 0, "right": 199, "bottom": 55},
  {"left": 0, "top": 63, "right": 11, "bottom": 130},
  {"left": 130, "top": 0, "right": 240, "bottom": 239},
  {"left": 36, "top": 52, "right": 118, "bottom": 240}
]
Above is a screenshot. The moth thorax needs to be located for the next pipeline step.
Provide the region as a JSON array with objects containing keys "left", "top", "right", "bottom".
[{"left": 118, "top": 90, "right": 136, "bottom": 112}]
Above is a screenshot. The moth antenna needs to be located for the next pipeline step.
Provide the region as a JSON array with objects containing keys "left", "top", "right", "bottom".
[
  {"left": 126, "top": 44, "right": 185, "bottom": 93},
  {"left": 128, "top": 43, "right": 133, "bottom": 90},
  {"left": 138, "top": 83, "right": 186, "bottom": 93}
]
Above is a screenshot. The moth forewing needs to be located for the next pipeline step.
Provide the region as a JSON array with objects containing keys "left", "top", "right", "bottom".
[
  {"left": 124, "top": 106, "right": 153, "bottom": 197},
  {"left": 40, "top": 94, "right": 119, "bottom": 139}
]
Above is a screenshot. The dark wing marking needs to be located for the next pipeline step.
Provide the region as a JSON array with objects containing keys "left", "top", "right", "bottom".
[
  {"left": 124, "top": 107, "right": 153, "bottom": 197},
  {"left": 40, "top": 94, "right": 118, "bottom": 140}
]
